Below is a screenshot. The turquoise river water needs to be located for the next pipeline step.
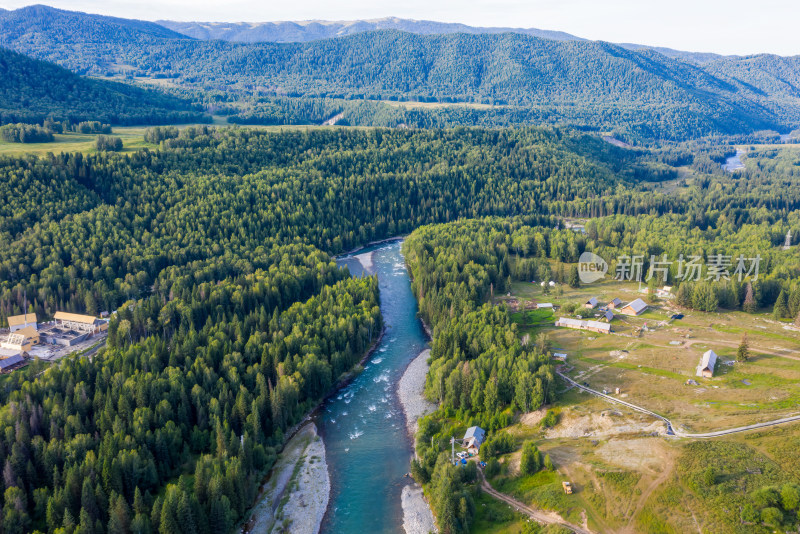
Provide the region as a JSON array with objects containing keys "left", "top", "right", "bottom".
[{"left": 318, "top": 240, "right": 429, "bottom": 533}]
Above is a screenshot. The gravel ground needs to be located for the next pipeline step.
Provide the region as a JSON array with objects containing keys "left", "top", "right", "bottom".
[
  {"left": 398, "top": 348, "right": 438, "bottom": 534},
  {"left": 243, "top": 422, "right": 330, "bottom": 534},
  {"left": 401, "top": 484, "right": 437, "bottom": 534},
  {"left": 398, "top": 349, "right": 436, "bottom": 437},
  {"left": 281, "top": 425, "right": 330, "bottom": 534}
]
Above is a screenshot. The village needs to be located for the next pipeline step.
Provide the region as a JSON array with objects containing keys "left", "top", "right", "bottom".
[
  {"left": 499, "top": 273, "right": 800, "bottom": 433},
  {"left": 0, "top": 309, "right": 109, "bottom": 373}
]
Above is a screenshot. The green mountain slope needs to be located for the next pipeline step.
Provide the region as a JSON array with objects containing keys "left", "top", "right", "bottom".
[
  {"left": 1, "top": 5, "right": 799, "bottom": 139},
  {"left": 0, "top": 47, "right": 208, "bottom": 125}
]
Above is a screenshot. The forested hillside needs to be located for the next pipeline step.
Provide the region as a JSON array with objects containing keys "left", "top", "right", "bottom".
[
  {"left": 2, "top": 6, "right": 799, "bottom": 140},
  {"left": 0, "top": 124, "right": 657, "bottom": 534},
  {"left": 1, "top": 126, "right": 654, "bottom": 323},
  {"left": 0, "top": 47, "right": 209, "bottom": 126}
]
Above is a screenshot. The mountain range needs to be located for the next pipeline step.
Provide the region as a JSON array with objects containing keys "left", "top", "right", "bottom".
[
  {"left": 156, "top": 16, "right": 727, "bottom": 64},
  {"left": 1, "top": 5, "right": 799, "bottom": 140}
]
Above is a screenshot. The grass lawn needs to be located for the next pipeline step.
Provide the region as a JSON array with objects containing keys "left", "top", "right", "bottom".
[{"left": 470, "top": 489, "right": 529, "bottom": 534}]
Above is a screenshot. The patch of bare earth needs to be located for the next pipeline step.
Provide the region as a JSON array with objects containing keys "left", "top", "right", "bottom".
[{"left": 545, "top": 408, "right": 666, "bottom": 439}]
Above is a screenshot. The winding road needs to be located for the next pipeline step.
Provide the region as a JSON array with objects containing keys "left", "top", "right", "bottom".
[{"left": 556, "top": 371, "right": 800, "bottom": 438}]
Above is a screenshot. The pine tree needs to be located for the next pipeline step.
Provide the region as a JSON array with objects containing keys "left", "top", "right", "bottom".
[
  {"left": 107, "top": 493, "right": 131, "bottom": 534},
  {"left": 774, "top": 290, "right": 789, "bottom": 320},
  {"left": 743, "top": 282, "right": 757, "bottom": 313},
  {"left": 737, "top": 333, "right": 750, "bottom": 363},
  {"left": 788, "top": 286, "right": 800, "bottom": 318},
  {"left": 568, "top": 265, "right": 580, "bottom": 288}
]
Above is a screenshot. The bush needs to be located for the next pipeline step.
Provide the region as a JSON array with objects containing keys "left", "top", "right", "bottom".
[
  {"left": 761, "top": 506, "right": 783, "bottom": 528},
  {"left": 481, "top": 431, "right": 515, "bottom": 459},
  {"left": 95, "top": 135, "right": 123, "bottom": 152},
  {"left": 520, "top": 441, "right": 542, "bottom": 475},
  {"left": 0, "top": 123, "right": 54, "bottom": 143},
  {"left": 561, "top": 302, "right": 578, "bottom": 314},
  {"left": 542, "top": 410, "right": 558, "bottom": 428},
  {"left": 484, "top": 457, "right": 500, "bottom": 478}
]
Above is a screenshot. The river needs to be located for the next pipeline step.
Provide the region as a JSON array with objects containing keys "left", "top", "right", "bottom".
[
  {"left": 318, "top": 239, "right": 429, "bottom": 533},
  {"left": 722, "top": 149, "right": 745, "bottom": 172}
]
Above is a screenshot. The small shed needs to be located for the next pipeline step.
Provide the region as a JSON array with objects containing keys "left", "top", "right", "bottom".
[
  {"left": 463, "top": 426, "right": 486, "bottom": 452},
  {"left": 619, "top": 298, "right": 648, "bottom": 316},
  {"left": 656, "top": 286, "right": 674, "bottom": 299},
  {"left": 537, "top": 303, "right": 554, "bottom": 310},
  {"left": 696, "top": 350, "right": 718, "bottom": 378},
  {"left": 584, "top": 297, "right": 598, "bottom": 309},
  {"left": 603, "top": 310, "right": 614, "bottom": 322},
  {"left": 607, "top": 298, "right": 623, "bottom": 309}
]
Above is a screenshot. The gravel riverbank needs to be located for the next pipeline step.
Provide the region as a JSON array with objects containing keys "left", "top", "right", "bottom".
[
  {"left": 398, "top": 349, "right": 436, "bottom": 437},
  {"left": 398, "top": 348, "right": 437, "bottom": 534},
  {"left": 244, "top": 422, "right": 330, "bottom": 534}
]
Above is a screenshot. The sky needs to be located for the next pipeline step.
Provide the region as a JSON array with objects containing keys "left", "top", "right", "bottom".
[{"left": 1, "top": 0, "right": 798, "bottom": 56}]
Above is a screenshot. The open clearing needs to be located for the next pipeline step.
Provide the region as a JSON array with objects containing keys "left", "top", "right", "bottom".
[
  {"left": 507, "top": 277, "right": 800, "bottom": 433},
  {"left": 479, "top": 274, "right": 800, "bottom": 533}
]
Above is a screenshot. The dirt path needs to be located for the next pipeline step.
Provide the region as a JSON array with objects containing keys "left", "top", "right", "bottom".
[
  {"left": 684, "top": 337, "right": 800, "bottom": 360},
  {"left": 620, "top": 454, "right": 675, "bottom": 534},
  {"left": 557, "top": 371, "right": 800, "bottom": 438},
  {"left": 478, "top": 468, "right": 593, "bottom": 534}
]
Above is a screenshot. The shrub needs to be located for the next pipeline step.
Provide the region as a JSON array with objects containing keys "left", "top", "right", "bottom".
[
  {"left": 520, "top": 441, "right": 541, "bottom": 475},
  {"left": 484, "top": 457, "right": 500, "bottom": 478},
  {"left": 542, "top": 410, "right": 558, "bottom": 428}
]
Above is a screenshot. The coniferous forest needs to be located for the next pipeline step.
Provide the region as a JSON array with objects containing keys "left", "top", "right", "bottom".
[
  {"left": 1, "top": 5, "right": 800, "bottom": 534},
  {"left": 0, "top": 122, "right": 798, "bottom": 532}
]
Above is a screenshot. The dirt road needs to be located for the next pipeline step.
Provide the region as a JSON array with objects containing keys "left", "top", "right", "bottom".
[
  {"left": 478, "top": 468, "right": 593, "bottom": 534},
  {"left": 557, "top": 371, "right": 800, "bottom": 438}
]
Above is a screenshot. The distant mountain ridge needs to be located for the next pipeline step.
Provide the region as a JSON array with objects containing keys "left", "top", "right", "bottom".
[
  {"left": 1, "top": 5, "right": 799, "bottom": 139},
  {"left": 156, "top": 16, "right": 731, "bottom": 64},
  {"left": 156, "top": 16, "right": 585, "bottom": 44}
]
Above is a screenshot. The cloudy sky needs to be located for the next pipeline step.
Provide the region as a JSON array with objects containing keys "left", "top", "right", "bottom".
[{"left": 1, "top": 0, "right": 798, "bottom": 56}]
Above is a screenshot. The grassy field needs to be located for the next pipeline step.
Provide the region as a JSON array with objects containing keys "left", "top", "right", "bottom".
[
  {"left": 505, "top": 277, "right": 800, "bottom": 433},
  {"left": 483, "top": 273, "right": 800, "bottom": 533},
  {"left": 0, "top": 120, "right": 361, "bottom": 156},
  {"left": 0, "top": 127, "right": 158, "bottom": 156}
]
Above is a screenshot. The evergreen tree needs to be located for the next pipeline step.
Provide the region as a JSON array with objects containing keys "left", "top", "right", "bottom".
[
  {"left": 743, "top": 282, "right": 757, "bottom": 313},
  {"left": 774, "top": 290, "right": 789, "bottom": 320},
  {"left": 568, "top": 265, "right": 580, "bottom": 288},
  {"left": 737, "top": 333, "right": 750, "bottom": 363}
]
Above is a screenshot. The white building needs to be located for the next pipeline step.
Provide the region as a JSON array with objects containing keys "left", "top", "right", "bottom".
[
  {"left": 696, "top": 350, "right": 718, "bottom": 378},
  {"left": 555, "top": 317, "right": 611, "bottom": 334}
]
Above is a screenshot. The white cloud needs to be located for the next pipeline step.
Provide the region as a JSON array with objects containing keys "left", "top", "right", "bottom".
[{"left": 1, "top": 0, "right": 798, "bottom": 55}]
